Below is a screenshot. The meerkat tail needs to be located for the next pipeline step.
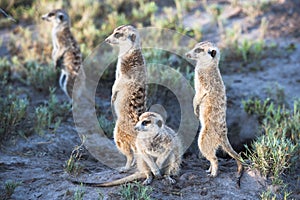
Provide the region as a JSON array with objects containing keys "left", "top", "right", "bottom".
[
  {"left": 221, "top": 141, "right": 244, "bottom": 188},
  {"left": 70, "top": 172, "right": 147, "bottom": 187}
]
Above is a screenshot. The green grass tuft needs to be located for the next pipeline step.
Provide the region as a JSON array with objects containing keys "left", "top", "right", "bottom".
[
  {"left": 34, "top": 87, "right": 71, "bottom": 135},
  {"left": 119, "top": 181, "right": 153, "bottom": 200}
]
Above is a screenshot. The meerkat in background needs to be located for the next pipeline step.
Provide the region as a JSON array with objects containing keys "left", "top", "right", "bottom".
[
  {"left": 105, "top": 25, "right": 147, "bottom": 172},
  {"left": 42, "top": 9, "right": 85, "bottom": 101},
  {"left": 186, "top": 41, "right": 243, "bottom": 187},
  {"left": 71, "top": 112, "right": 182, "bottom": 187}
]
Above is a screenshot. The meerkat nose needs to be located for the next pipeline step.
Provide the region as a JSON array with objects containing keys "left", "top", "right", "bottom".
[
  {"left": 134, "top": 125, "right": 139, "bottom": 131},
  {"left": 105, "top": 38, "right": 110, "bottom": 43}
]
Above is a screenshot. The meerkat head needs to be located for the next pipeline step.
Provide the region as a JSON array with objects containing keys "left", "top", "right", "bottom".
[
  {"left": 42, "top": 9, "right": 70, "bottom": 27},
  {"left": 105, "top": 25, "right": 140, "bottom": 52},
  {"left": 185, "top": 41, "right": 220, "bottom": 67},
  {"left": 134, "top": 112, "right": 164, "bottom": 133}
]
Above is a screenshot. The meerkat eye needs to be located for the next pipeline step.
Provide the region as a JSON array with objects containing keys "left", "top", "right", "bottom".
[
  {"left": 208, "top": 49, "right": 217, "bottom": 58},
  {"left": 58, "top": 14, "right": 64, "bottom": 21},
  {"left": 48, "top": 12, "right": 55, "bottom": 17},
  {"left": 142, "top": 120, "right": 151, "bottom": 126},
  {"left": 194, "top": 48, "right": 204, "bottom": 53},
  {"left": 129, "top": 33, "right": 136, "bottom": 42},
  {"left": 114, "top": 32, "right": 123, "bottom": 38}
]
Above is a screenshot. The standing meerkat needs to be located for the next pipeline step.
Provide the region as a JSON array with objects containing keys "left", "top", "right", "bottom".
[
  {"left": 71, "top": 112, "right": 182, "bottom": 187},
  {"left": 186, "top": 41, "right": 243, "bottom": 187},
  {"left": 105, "top": 25, "right": 147, "bottom": 172},
  {"left": 42, "top": 9, "right": 85, "bottom": 101}
]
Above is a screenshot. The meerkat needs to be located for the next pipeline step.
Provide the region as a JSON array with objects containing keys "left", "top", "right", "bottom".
[
  {"left": 42, "top": 9, "right": 85, "bottom": 101},
  {"left": 71, "top": 112, "right": 182, "bottom": 187},
  {"left": 105, "top": 25, "right": 147, "bottom": 172},
  {"left": 186, "top": 41, "right": 243, "bottom": 187}
]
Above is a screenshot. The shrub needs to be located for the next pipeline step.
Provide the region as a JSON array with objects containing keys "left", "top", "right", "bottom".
[
  {"left": 34, "top": 88, "right": 71, "bottom": 135},
  {"left": 0, "top": 57, "right": 11, "bottom": 80},
  {"left": 244, "top": 129, "right": 297, "bottom": 181},
  {"left": 243, "top": 99, "right": 300, "bottom": 197},
  {"left": 98, "top": 115, "right": 115, "bottom": 138},
  {"left": 24, "top": 61, "right": 58, "bottom": 92},
  {"left": 0, "top": 180, "right": 21, "bottom": 200},
  {"left": 0, "top": 90, "right": 29, "bottom": 141}
]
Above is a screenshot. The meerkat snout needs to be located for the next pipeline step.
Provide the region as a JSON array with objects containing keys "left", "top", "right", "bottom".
[
  {"left": 41, "top": 13, "right": 51, "bottom": 21},
  {"left": 185, "top": 53, "right": 192, "bottom": 58},
  {"left": 134, "top": 124, "right": 140, "bottom": 131},
  {"left": 105, "top": 38, "right": 111, "bottom": 43},
  {"left": 134, "top": 119, "right": 151, "bottom": 131}
]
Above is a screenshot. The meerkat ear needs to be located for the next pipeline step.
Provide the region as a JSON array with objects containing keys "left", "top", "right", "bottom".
[
  {"left": 156, "top": 120, "right": 162, "bottom": 128},
  {"left": 129, "top": 33, "right": 136, "bottom": 42}
]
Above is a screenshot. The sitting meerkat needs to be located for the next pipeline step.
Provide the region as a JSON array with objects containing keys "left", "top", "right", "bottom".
[
  {"left": 186, "top": 41, "right": 243, "bottom": 187},
  {"left": 42, "top": 9, "right": 85, "bottom": 101},
  {"left": 71, "top": 112, "right": 182, "bottom": 187},
  {"left": 105, "top": 25, "right": 147, "bottom": 172}
]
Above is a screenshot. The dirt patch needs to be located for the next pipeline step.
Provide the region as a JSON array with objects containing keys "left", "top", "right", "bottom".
[{"left": 267, "top": 0, "right": 300, "bottom": 39}]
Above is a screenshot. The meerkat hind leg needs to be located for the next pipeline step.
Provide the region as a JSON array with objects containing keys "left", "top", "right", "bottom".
[
  {"left": 119, "top": 155, "right": 134, "bottom": 173},
  {"left": 207, "top": 157, "right": 218, "bottom": 177},
  {"left": 163, "top": 175, "right": 176, "bottom": 185},
  {"left": 118, "top": 147, "right": 135, "bottom": 173},
  {"left": 206, "top": 165, "right": 212, "bottom": 174},
  {"left": 199, "top": 135, "right": 218, "bottom": 177},
  {"left": 142, "top": 174, "right": 154, "bottom": 185}
]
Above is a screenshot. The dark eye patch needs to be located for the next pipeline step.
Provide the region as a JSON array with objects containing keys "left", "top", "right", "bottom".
[
  {"left": 48, "top": 12, "right": 55, "bottom": 17},
  {"left": 114, "top": 32, "right": 124, "bottom": 38},
  {"left": 195, "top": 48, "right": 204, "bottom": 53},
  {"left": 141, "top": 120, "right": 151, "bottom": 126},
  {"left": 58, "top": 14, "right": 64, "bottom": 21}
]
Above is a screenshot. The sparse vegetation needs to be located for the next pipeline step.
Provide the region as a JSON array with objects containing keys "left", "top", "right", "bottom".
[
  {"left": 221, "top": 18, "right": 268, "bottom": 65},
  {"left": 0, "top": 88, "right": 29, "bottom": 141},
  {"left": 74, "top": 183, "right": 85, "bottom": 200},
  {"left": 0, "top": 180, "right": 21, "bottom": 200},
  {"left": 34, "top": 87, "right": 71, "bottom": 135},
  {"left": 242, "top": 98, "right": 300, "bottom": 198},
  {"left": 98, "top": 115, "right": 115, "bottom": 138},
  {"left": 119, "top": 181, "right": 153, "bottom": 200},
  {"left": 65, "top": 137, "right": 85, "bottom": 176},
  {"left": 23, "top": 61, "right": 58, "bottom": 92},
  {"left": 0, "top": 57, "right": 11, "bottom": 80}
]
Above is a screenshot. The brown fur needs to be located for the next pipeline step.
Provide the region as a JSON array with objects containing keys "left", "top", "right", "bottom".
[
  {"left": 186, "top": 41, "right": 243, "bottom": 187},
  {"left": 42, "top": 9, "right": 84, "bottom": 100},
  {"left": 106, "top": 25, "right": 147, "bottom": 172},
  {"left": 71, "top": 112, "right": 182, "bottom": 187}
]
